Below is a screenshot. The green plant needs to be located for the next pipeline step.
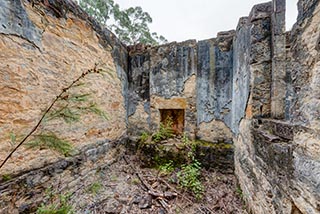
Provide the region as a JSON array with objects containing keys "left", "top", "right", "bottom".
[
  {"left": 181, "top": 133, "right": 197, "bottom": 161},
  {"left": 37, "top": 193, "right": 74, "bottom": 214},
  {"left": 47, "top": 106, "right": 80, "bottom": 124},
  {"left": 44, "top": 187, "right": 54, "bottom": 200},
  {"left": 182, "top": 132, "right": 189, "bottom": 145},
  {"left": 236, "top": 186, "right": 244, "bottom": 199},
  {"left": 152, "top": 117, "right": 174, "bottom": 142},
  {"left": 24, "top": 91, "right": 107, "bottom": 157},
  {"left": 9, "top": 132, "right": 16, "bottom": 147},
  {"left": 131, "top": 178, "right": 140, "bottom": 185},
  {"left": 87, "top": 182, "right": 103, "bottom": 195},
  {"left": 152, "top": 132, "right": 162, "bottom": 143},
  {"left": 139, "top": 131, "right": 150, "bottom": 143},
  {"left": 26, "top": 133, "right": 73, "bottom": 156},
  {"left": 47, "top": 93, "right": 109, "bottom": 123},
  {"left": 85, "top": 102, "right": 109, "bottom": 120},
  {"left": 177, "top": 159, "right": 204, "bottom": 199},
  {"left": 2, "top": 174, "right": 11, "bottom": 181},
  {"left": 158, "top": 160, "right": 175, "bottom": 175}
]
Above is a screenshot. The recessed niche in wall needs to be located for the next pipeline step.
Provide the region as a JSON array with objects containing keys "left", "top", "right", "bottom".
[{"left": 160, "top": 109, "right": 185, "bottom": 135}]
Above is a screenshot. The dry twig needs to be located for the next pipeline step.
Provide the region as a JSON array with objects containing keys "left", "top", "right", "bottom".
[{"left": 123, "top": 155, "right": 175, "bottom": 213}]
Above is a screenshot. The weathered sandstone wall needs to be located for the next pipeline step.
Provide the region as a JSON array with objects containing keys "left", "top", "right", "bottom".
[
  {"left": 0, "top": 0, "right": 128, "bottom": 199},
  {"left": 0, "top": 0, "right": 129, "bottom": 212}
]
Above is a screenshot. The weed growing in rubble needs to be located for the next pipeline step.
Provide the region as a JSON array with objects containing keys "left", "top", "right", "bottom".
[
  {"left": 152, "top": 117, "right": 174, "bottom": 142},
  {"left": 158, "top": 160, "right": 175, "bottom": 175},
  {"left": 139, "top": 131, "right": 150, "bottom": 143},
  {"left": 236, "top": 186, "right": 244, "bottom": 199},
  {"left": 138, "top": 128, "right": 205, "bottom": 200},
  {"left": 37, "top": 192, "right": 74, "bottom": 214},
  {"left": 87, "top": 182, "right": 103, "bottom": 195},
  {"left": 178, "top": 133, "right": 204, "bottom": 199},
  {"left": 177, "top": 159, "right": 204, "bottom": 200},
  {"left": 1, "top": 174, "right": 12, "bottom": 182}
]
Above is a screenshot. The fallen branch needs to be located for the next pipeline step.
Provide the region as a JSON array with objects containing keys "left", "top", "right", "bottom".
[
  {"left": 148, "top": 190, "right": 177, "bottom": 198},
  {"left": 123, "top": 155, "right": 174, "bottom": 213},
  {"left": 156, "top": 198, "right": 170, "bottom": 213},
  {"left": 157, "top": 176, "right": 214, "bottom": 214}
]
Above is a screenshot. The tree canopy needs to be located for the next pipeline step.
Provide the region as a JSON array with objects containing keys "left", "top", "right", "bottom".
[{"left": 79, "top": 0, "right": 167, "bottom": 45}]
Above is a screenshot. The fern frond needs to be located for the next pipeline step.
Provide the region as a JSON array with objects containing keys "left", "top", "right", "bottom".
[
  {"left": 26, "top": 133, "right": 73, "bottom": 156},
  {"left": 68, "top": 93, "right": 91, "bottom": 102},
  {"left": 45, "top": 106, "right": 68, "bottom": 121},
  {"left": 61, "top": 108, "right": 81, "bottom": 123},
  {"left": 46, "top": 106, "right": 81, "bottom": 123},
  {"left": 88, "top": 103, "right": 109, "bottom": 120},
  {"left": 78, "top": 103, "right": 109, "bottom": 120},
  {"left": 97, "top": 68, "right": 115, "bottom": 78}
]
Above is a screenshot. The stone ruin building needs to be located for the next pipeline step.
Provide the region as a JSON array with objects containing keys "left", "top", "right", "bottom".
[{"left": 0, "top": 0, "right": 319, "bottom": 213}]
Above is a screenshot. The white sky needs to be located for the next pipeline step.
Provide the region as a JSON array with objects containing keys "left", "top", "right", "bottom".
[{"left": 114, "top": 0, "right": 299, "bottom": 42}]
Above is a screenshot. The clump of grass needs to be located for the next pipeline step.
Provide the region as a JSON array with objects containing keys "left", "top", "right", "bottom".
[
  {"left": 177, "top": 159, "right": 204, "bottom": 200},
  {"left": 131, "top": 178, "right": 140, "bottom": 185},
  {"left": 2, "top": 174, "right": 12, "bottom": 182},
  {"left": 236, "top": 186, "right": 244, "bottom": 199},
  {"left": 37, "top": 193, "right": 74, "bottom": 214},
  {"left": 87, "top": 182, "right": 103, "bottom": 195},
  {"left": 26, "top": 133, "right": 73, "bottom": 156}
]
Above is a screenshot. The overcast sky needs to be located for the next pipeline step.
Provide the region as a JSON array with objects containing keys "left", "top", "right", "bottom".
[{"left": 114, "top": 0, "right": 299, "bottom": 42}]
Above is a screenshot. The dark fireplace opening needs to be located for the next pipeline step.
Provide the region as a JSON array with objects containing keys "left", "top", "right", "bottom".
[{"left": 160, "top": 109, "right": 185, "bottom": 135}]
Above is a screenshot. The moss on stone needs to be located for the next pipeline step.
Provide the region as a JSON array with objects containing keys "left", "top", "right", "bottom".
[{"left": 193, "top": 139, "right": 234, "bottom": 150}]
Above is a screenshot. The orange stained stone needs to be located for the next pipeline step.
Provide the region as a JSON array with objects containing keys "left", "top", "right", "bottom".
[
  {"left": 153, "top": 97, "right": 187, "bottom": 109},
  {"left": 245, "top": 104, "right": 253, "bottom": 119}
]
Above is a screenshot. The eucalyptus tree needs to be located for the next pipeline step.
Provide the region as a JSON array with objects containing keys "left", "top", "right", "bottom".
[{"left": 79, "top": 0, "right": 167, "bottom": 45}]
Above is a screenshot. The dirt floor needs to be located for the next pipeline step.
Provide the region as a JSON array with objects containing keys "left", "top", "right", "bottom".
[{"left": 70, "top": 153, "right": 247, "bottom": 214}]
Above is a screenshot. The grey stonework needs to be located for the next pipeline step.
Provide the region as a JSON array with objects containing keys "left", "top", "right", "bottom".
[
  {"left": 0, "top": 0, "right": 42, "bottom": 49},
  {"left": 1, "top": 0, "right": 320, "bottom": 213},
  {"left": 197, "top": 31, "right": 234, "bottom": 128}
]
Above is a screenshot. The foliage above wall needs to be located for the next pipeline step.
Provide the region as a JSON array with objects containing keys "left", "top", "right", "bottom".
[{"left": 78, "top": 0, "right": 167, "bottom": 45}]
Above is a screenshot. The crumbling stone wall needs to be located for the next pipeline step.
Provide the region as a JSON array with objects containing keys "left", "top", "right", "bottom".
[
  {"left": 234, "top": 0, "right": 320, "bottom": 213},
  {"left": 126, "top": 0, "right": 320, "bottom": 213},
  {"left": 285, "top": 0, "right": 320, "bottom": 212},
  {"left": 196, "top": 32, "right": 234, "bottom": 142},
  {"left": 128, "top": 36, "right": 235, "bottom": 143},
  {"left": 0, "top": 0, "right": 129, "bottom": 212},
  {"left": 1, "top": 0, "right": 319, "bottom": 213},
  {"left": 149, "top": 41, "right": 197, "bottom": 137},
  {"left": 0, "top": 0, "right": 127, "bottom": 190},
  {"left": 127, "top": 41, "right": 198, "bottom": 138}
]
